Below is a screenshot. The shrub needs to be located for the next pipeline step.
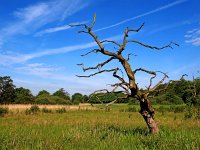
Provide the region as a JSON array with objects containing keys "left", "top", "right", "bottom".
[
  {"left": 173, "top": 105, "right": 186, "bottom": 113},
  {"left": 184, "top": 106, "right": 193, "bottom": 119},
  {"left": 25, "top": 105, "right": 40, "bottom": 115},
  {"left": 195, "top": 107, "right": 200, "bottom": 120},
  {"left": 0, "top": 107, "right": 9, "bottom": 117},
  {"left": 42, "top": 107, "right": 52, "bottom": 113},
  {"left": 56, "top": 107, "right": 66, "bottom": 113}
]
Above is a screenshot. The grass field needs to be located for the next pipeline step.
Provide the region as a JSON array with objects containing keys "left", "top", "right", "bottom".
[{"left": 0, "top": 104, "right": 200, "bottom": 150}]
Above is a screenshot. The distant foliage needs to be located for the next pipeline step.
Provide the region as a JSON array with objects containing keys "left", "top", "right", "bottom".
[
  {"left": 53, "top": 88, "right": 70, "bottom": 100},
  {"left": 152, "top": 77, "right": 200, "bottom": 106},
  {"left": 15, "top": 87, "right": 34, "bottom": 104},
  {"left": 0, "top": 76, "right": 200, "bottom": 105},
  {"left": 37, "top": 90, "right": 50, "bottom": 97},
  {"left": 72, "top": 93, "right": 83, "bottom": 104},
  {"left": 35, "top": 95, "right": 71, "bottom": 105}
]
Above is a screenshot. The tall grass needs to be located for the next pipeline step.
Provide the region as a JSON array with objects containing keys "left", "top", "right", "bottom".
[{"left": 0, "top": 105, "right": 199, "bottom": 149}]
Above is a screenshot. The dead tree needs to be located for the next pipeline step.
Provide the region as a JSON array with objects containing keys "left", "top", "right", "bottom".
[{"left": 70, "top": 14, "right": 179, "bottom": 134}]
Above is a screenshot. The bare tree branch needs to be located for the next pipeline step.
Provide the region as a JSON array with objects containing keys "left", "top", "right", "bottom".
[
  {"left": 180, "top": 74, "right": 188, "bottom": 80},
  {"left": 69, "top": 24, "right": 87, "bottom": 28},
  {"left": 78, "top": 57, "right": 115, "bottom": 72},
  {"left": 108, "top": 82, "right": 130, "bottom": 95},
  {"left": 147, "top": 74, "right": 157, "bottom": 91},
  {"left": 127, "top": 53, "right": 137, "bottom": 61},
  {"left": 134, "top": 68, "right": 156, "bottom": 75},
  {"left": 118, "top": 23, "right": 145, "bottom": 54},
  {"left": 113, "top": 68, "right": 127, "bottom": 84},
  {"left": 153, "top": 80, "right": 174, "bottom": 94},
  {"left": 76, "top": 68, "right": 117, "bottom": 78},
  {"left": 149, "top": 72, "right": 169, "bottom": 92},
  {"left": 81, "top": 49, "right": 101, "bottom": 57},
  {"left": 101, "top": 40, "right": 121, "bottom": 47},
  {"left": 89, "top": 13, "right": 96, "bottom": 30},
  {"left": 128, "top": 22, "right": 145, "bottom": 33},
  {"left": 127, "top": 41, "right": 179, "bottom": 50}
]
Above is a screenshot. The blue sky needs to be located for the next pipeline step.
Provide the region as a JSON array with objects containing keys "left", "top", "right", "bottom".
[{"left": 0, "top": 0, "right": 200, "bottom": 95}]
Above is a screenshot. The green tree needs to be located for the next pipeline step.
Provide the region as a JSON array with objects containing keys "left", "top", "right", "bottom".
[
  {"left": 0, "top": 76, "right": 15, "bottom": 104},
  {"left": 37, "top": 90, "right": 50, "bottom": 97},
  {"left": 72, "top": 93, "right": 83, "bottom": 104},
  {"left": 15, "top": 87, "right": 34, "bottom": 104},
  {"left": 53, "top": 88, "right": 70, "bottom": 100},
  {"left": 83, "top": 95, "right": 89, "bottom": 103}
]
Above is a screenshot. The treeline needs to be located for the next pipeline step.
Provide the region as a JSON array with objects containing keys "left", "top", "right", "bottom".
[
  {"left": 0, "top": 76, "right": 88, "bottom": 105},
  {"left": 0, "top": 76, "right": 200, "bottom": 106}
]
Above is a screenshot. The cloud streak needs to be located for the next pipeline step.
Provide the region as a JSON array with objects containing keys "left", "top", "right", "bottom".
[
  {"left": 94, "top": 0, "right": 188, "bottom": 32},
  {"left": 35, "top": 24, "right": 72, "bottom": 36},
  {"left": 185, "top": 28, "right": 200, "bottom": 46},
  {"left": 34, "top": 21, "right": 88, "bottom": 36},
  {"left": 0, "top": 0, "right": 88, "bottom": 46},
  {"left": 0, "top": 33, "right": 125, "bottom": 65}
]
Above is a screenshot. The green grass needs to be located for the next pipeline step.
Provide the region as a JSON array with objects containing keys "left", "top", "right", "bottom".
[{"left": 0, "top": 105, "right": 200, "bottom": 150}]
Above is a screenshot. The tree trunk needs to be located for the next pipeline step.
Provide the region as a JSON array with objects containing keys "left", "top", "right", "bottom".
[{"left": 139, "top": 98, "right": 159, "bottom": 134}]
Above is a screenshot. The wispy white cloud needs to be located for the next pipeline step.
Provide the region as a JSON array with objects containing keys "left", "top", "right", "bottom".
[
  {"left": 185, "top": 28, "right": 200, "bottom": 46},
  {"left": 94, "top": 0, "right": 188, "bottom": 32},
  {"left": 10, "top": 62, "right": 114, "bottom": 95},
  {"left": 35, "top": 24, "right": 71, "bottom": 36},
  {"left": 0, "top": 0, "right": 88, "bottom": 46},
  {"left": 16, "top": 63, "right": 60, "bottom": 77},
  {"left": 34, "top": 21, "right": 88, "bottom": 36},
  {"left": 0, "top": 33, "right": 125, "bottom": 65},
  {"left": 14, "top": 3, "right": 49, "bottom": 23}
]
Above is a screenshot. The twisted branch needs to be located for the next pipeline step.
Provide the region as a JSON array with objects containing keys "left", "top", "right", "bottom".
[
  {"left": 149, "top": 72, "right": 169, "bottom": 93},
  {"left": 81, "top": 49, "right": 101, "bottom": 57},
  {"left": 76, "top": 68, "right": 117, "bottom": 78},
  {"left": 118, "top": 23, "right": 145, "bottom": 54},
  {"left": 101, "top": 40, "right": 121, "bottom": 47},
  {"left": 127, "top": 41, "right": 179, "bottom": 50},
  {"left": 78, "top": 57, "right": 115, "bottom": 72}
]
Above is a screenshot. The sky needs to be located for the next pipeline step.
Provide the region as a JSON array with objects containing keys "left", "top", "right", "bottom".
[{"left": 0, "top": 0, "right": 200, "bottom": 95}]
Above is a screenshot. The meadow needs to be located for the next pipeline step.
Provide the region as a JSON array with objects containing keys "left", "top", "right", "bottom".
[{"left": 0, "top": 104, "right": 200, "bottom": 150}]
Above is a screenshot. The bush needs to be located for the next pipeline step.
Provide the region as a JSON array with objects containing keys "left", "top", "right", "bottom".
[
  {"left": 173, "top": 106, "right": 186, "bottom": 113},
  {"left": 184, "top": 106, "right": 193, "bottom": 119},
  {"left": 25, "top": 105, "right": 40, "bottom": 115},
  {"left": 0, "top": 107, "right": 9, "bottom": 117},
  {"left": 195, "top": 107, "right": 200, "bottom": 120},
  {"left": 42, "top": 107, "right": 52, "bottom": 113},
  {"left": 56, "top": 108, "right": 67, "bottom": 113}
]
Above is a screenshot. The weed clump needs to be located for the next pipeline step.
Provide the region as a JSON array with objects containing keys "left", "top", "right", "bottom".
[
  {"left": 0, "top": 107, "right": 8, "bottom": 117},
  {"left": 56, "top": 107, "right": 66, "bottom": 113},
  {"left": 25, "top": 105, "right": 40, "bottom": 115},
  {"left": 42, "top": 107, "right": 52, "bottom": 113}
]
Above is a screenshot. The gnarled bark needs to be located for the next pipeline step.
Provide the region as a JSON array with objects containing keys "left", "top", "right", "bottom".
[{"left": 139, "top": 98, "right": 159, "bottom": 134}]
